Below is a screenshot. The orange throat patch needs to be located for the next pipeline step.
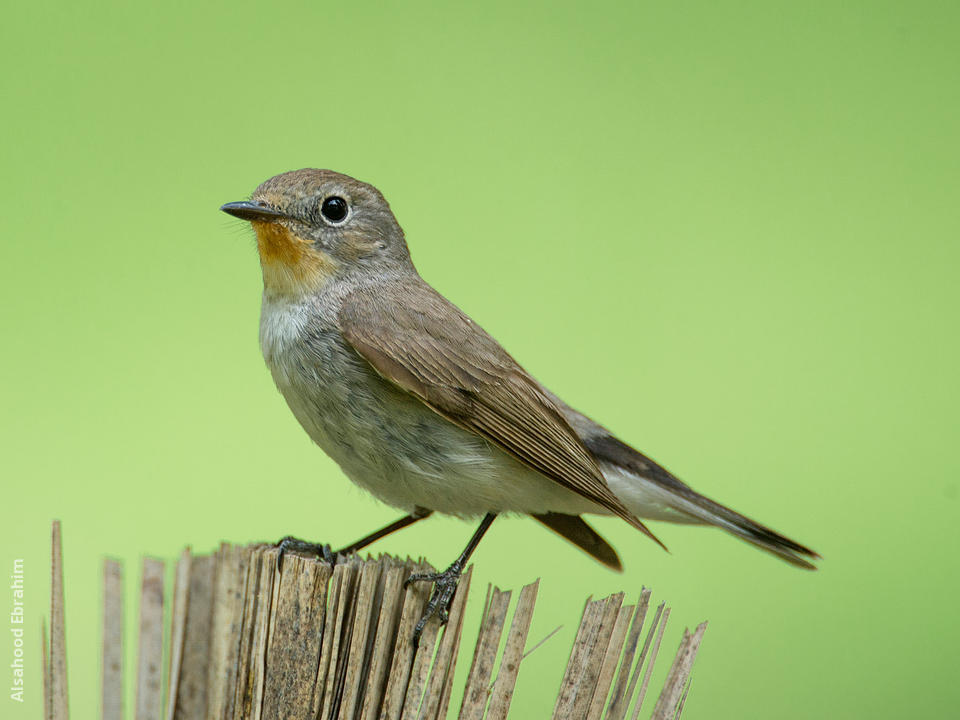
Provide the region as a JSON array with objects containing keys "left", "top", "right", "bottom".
[{"left": 252, "top": 221, "right": 337, "bottom": 294}]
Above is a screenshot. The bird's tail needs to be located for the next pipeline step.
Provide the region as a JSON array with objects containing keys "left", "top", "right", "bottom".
[
  {"left": 582, "top": 433, "right": 820, "bottom": 569},
  {"left": 667, "top": 490, "right": 820, "bottom": 570}
]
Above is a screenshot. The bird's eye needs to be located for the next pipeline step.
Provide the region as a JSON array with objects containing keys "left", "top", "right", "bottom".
[{"left": 320, "top": 196, "right": 349, "bottom": 224}]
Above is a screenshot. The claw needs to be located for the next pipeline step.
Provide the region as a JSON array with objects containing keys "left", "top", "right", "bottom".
[
  {"left": 405, "top": 561, "right": 463, "bottom": 647},
  {"left": 276, "top": 535, "right": 335, "bottom": 570}
]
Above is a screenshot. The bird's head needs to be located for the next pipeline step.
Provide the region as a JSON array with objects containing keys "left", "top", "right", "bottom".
[{"left": 221, "top": 168, "right": 412, "bottom": 296}]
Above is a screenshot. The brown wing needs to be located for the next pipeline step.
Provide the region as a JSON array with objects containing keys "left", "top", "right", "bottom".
[{"left": 338, "top": 280, "right": 664, "bottom": 548}]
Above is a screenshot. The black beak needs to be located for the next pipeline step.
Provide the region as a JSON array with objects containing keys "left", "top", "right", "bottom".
[{"left": 220, "top": 201, "right": 287, "bottom": 222}]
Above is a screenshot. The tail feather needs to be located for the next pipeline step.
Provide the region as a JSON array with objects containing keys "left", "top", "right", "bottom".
[
  {"left": 582, "top": 432, "right": 820, "bottom": 569},
  {"left": 677, "top": 493, "right": 820, "bottom": 570}
]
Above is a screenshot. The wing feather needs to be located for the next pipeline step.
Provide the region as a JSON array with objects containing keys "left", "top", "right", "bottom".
[{"left": 338, "top": 281, "right": 664, "bottom": 548}]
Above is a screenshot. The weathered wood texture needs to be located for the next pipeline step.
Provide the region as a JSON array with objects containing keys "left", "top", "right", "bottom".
[
  {"left": 161, "top": 545, "right": 473, "bottom": 720},
  {"left": 102, "top": 559, "right": 124, "bottom": 720},
  {"left": 551, "top": 595, "right": 705, "bottom": 720},
  {"left": 135, "top": 558, "right": 165, "bottom": 720},
  {"left": 49, "top": 521, "right": 68, "bottom": 720},
  {"left": 44, "top": 529, "right": 707, "bottom": 719}
]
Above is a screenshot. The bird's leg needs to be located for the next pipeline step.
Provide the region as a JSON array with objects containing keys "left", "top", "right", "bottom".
[
  {"left": 336, "top": 508, "right": 434, "bottom": 554},
  {"left": 277, "top": 507, "right": 433, "bottom": 569},
  {"left": 405, "top": 513, "right": 497, "bottom": 646}
]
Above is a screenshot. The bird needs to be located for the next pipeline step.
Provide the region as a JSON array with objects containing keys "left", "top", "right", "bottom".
[{"left": 221, "top": 168, "right": 819, "bottom": 638}]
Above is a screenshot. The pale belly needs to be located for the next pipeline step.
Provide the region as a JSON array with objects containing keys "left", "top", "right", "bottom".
[{"left": 261, "top": 306, "right": 599, "bottom": 518}]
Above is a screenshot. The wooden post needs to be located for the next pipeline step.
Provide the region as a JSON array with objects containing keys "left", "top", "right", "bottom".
[{"left": 44, "top": 524, "right": 707, "bottom": 719}]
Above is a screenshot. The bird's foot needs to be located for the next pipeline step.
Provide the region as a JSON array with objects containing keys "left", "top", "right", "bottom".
[
  {"left": 404, "top": 560, "right": 463, "bottom": 647},
  {"left": 276, "top": 535, "right": 336, "bottom": 570}
]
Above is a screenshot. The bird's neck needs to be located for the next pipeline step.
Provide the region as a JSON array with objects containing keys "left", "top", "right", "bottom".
[{"left": 253, "top": 220, "right": 337, "bottom": 298}]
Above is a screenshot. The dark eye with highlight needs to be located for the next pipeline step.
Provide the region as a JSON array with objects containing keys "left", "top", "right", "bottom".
[{"left": 320, "top": 196, "right": 349, "bottom": 224}]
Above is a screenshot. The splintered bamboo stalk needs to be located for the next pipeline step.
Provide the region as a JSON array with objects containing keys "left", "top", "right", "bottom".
[
  {"left": 102, "top": 559, "right": 124, "bottom": 720},
  {"left": 633, "top": 607, "right": 670, "bottom": 719},
  {"left": 485, "top": 579, "right": 539, "bottom": 720},
  {"left": 586, "top": 598, "right": 635, "bottom": 720},
  {"left": 44, "top": 523, "right": 707, "bottom": 719},
  {"left": 649, "top": 623, "right": 708, "bottom": 720},
  {"left": 135, "top": 558, "right": 165, "bottom": 720},
  {"left": 49, "top": 521, "right": 68, "bottom": 720},
  {"left": 42, "top": 621, "right": 49, "bottom": 720},
  {"left": 605, "top": 590, "right": 651, "bottom": 720},
  {"left": 168, "top": 551, "right": 216, "bottom": 719},
  {"left": 459, "top": 586, "right": 512, "bottom": 720}
]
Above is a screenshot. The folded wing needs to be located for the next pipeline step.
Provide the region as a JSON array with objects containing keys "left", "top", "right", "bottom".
[{"left": 338, "top": 280, "right": 664, "bottom": 549}]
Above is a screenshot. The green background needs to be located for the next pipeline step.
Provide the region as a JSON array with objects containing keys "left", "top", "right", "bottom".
[{"left": 3, "top": 1, "right": 958, "bottom": 717}]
